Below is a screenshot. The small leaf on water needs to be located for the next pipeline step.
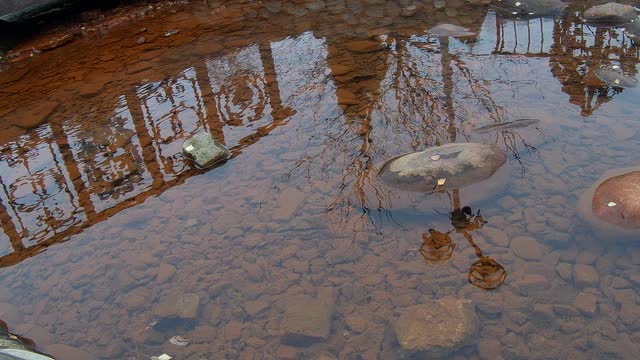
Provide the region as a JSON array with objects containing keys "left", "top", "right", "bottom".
[{"left": 437, "top": 178, "right": 446, "bottom": 186}]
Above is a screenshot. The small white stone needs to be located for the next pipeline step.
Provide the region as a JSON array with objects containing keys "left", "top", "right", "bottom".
[
  {"left": 515, "top": 2, "right": 521, "bottom": 6},
  {"left": 614, "top": 79, "right": 621, "bottom": 85},
  {"left": 437, "top": 178, "right": 447, "bottom": 186},
  {"left": 612, "top": 65, "right": 619, "bottom": 69},
  {"left": 529, "top": 12, "right": 535, "bottom": 15},
  {"left": 608, "top": 202, "right": 617, "bottom": 207},
  {"left": 184, "top": 145, "right": 194, "bottom": 152},
  {"left": 430, "top": 155, "right": 441, "bottom": 161},
  {"left": 512, "top": 11, "right": 518, "bottom": 14}
]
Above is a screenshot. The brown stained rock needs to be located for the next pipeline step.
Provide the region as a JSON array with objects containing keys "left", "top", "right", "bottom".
[
  {"left": 329, "top": 64, "right": 353, "bottom": 76},
  {"left": 477, "top": 339, "right": 504, "bottom": 360},
  {"left": 394, "top": 297, "right": 478, "bottom": 357},
  {"left": 575, "top": 292, "right": 597, "bottom": 316},
  {"left": 573, "top": 264, "right": 599, "bottom": 288},
  {"left": 273, "top": 188, "right": 306, "bottom": 220},
  {"left": 242, "top": 298, "right": 270, "bottom": 316},
  {"left": 343, "top": 40, "right": 383, "bottom": 53},
  {"left": 344, "top": 313, "right": 368, "bottom": 333},
  {"left": 281, "top": 295, "right": 334, "bottom": 346},
  {"left": 45, "top": 344, "right": 96, "bottom": 360},
  {"left": 13, "top": 324, "right": 53, "bottom": 347},
  {"left": 152, "top": 293, "right": 200, "bottom": 319},
  {"left": 510, "top": 236, "right": 544, "bottom": 261},
  {"left": 335, "top": 88, "right": 359, "bottom": 105},
  {"left": 223, "top": 320, "right": 243, "bottom": 340},
  {"left": 10, "top": 100, "right": 59, "bottom": 129},
  {"left": 592, "top": 171, "right": 640, "bottom": 229}
]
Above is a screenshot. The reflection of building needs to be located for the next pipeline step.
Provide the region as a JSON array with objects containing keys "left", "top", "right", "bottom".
[{"left": 476, "top": 8, "right": 640, "bottom": 116}]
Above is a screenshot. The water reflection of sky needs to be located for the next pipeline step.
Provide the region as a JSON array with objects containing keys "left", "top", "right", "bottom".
[{"left": 0, "top": 3, "right": 638, "bottom": 269}]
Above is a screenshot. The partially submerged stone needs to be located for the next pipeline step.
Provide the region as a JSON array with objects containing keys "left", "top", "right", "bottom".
[
  {"left": 394, "top": 296, "right": 478, "bottom": 357},
  {"left": 595, "top": 66, "right": 638, "bottom": 88},
  {"left": 377, "top": 143, "right": 507, "bottom": 192},
  {"left": 473, "top": 118, "right": 540, "bottom": 133},
  {"left": 583, "top": 3, "right": 638, "bottom": 24},
  {"left": 578, "top": 167, "right": 640, "bottom": 241},
  {"left": 428, "top": 24, "right": 475, "bottom": 38},
  {"left": 491, "top": 0, "right": 566, "bottom": 19},
  {"left": 183, "top": 132, "right": 230, "bottom": 168},
  {"left": 281, "top": 295, "right": 334, "bottom": 347}
]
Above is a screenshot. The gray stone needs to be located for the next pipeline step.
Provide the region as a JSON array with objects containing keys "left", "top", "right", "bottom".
[
  {"left": 281, "top": 295, "right": 334, "bottom": 346},
  {"left": 584, "top": 3, "right": 637, "bottom": 24},
  {"left": 377, "top": 143, "right": 506, "bottom": 192},
  {"left": 152, "top": 293, "right": 200, "bottom": 319},
  {"left": 574, "top": 264, "right": 599, "bottom": 288},
  {"left": 510, "top": 236, "right": 544, "bottom": 261},
  {"left": 394, "top": 296, "right": 478, "bottom": 357},
  {"left": 182, "top": 132, "right": 230, "bottom": 168}
]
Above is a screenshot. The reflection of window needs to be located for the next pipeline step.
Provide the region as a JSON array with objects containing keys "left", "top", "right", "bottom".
[
  {"left": 0, "top": 124, "right": 84, "bottom": 245},
  {"left": 64, "top": 95, "right": 152, "bottom": 213},
  {"left": 138, "top": 67, "right": 209, "bottom": 180}
]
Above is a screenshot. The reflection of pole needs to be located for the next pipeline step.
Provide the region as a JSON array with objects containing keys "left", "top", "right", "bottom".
[
  {"left": 125, "top": 91, "right": 165, "bottom": 190},
  {"left": 50, "top": 121, "right": 96, "bottom": 218},
  {"left": 0, "top": 195, "right": 23, "bottom": 252},
  {"left": 194, "top": 63, "right": 225, "bottom": 143},
  {"left": 259, "top": 42, "right": 288, "bottom": 121},
  {"left": 440, "top": 37, "right": 456, "bottom": 142}
]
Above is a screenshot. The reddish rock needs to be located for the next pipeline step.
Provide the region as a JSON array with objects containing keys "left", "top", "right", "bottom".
[
  {"left": 575, "top": 292, "right": 598, "bottom": 316},
  {"left": 573, "top": 264, "right": 599, "bottom": 288},
  {"left": 281, "top": 295, "right": 334, "bottom": 346},
  {"left": 155, "top": 263, "right": 176, "bottom": 284},
  {"left": 510, "top": 236, "right": 544, "bottom": 261},
  {"left": 578, "top": 167, "right": 640, "bottom": 240},
  {"left": 343, "top": 40, "right": 383, "bottom": 53},
  {"left": 44, "top": 344, "right": 96, "bottom": 360}
]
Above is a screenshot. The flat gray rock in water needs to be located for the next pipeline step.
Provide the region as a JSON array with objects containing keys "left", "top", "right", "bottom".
[
  {"left": 583, "top": 3, "right": 638, "bottom": 24},
  {"left": 428, "top": 24, "right": 475, "bottom": 38},
  {"left": 595, "top": 66, "right": 638, "bottom": 88},
  {"left": 183, "top": 132, "right": 230, "bottom": 168},
  {"left": 473, "top": 118, "right": 540, "bottom": 133},
  {"left": 394, "top": 296, "right": 478, "bottom": 356},
  {"left": 281, "top": 295, "right": 334, "bottom": 346},
  {"left": 377, "top": 143, "right": 507, "bottom": 192}
]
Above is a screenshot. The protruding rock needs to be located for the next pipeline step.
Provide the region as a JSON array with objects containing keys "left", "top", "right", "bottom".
[
  {"left": 583, "top": 3, "right": 637, "bottom": 24},
  {"left": 394, "top": 297, "right": 478, "bottom": 357},
  {"left": 281, "top": 295, "right": 334, "bottom": 346},
  {"left": 182, "top": 132, "right": 230, "bottom": 168},
  {"left": 428, "top": 24, "right": 475, "bottom": 38},
  {"left": 578, "top": 167, "right": 640, "bottom": 240},
  {"left": 595, "top": 66, "right": 638, "bottom": 88},
  {"left": 377, "top": 143, "right": 506, "bottom": 192}
]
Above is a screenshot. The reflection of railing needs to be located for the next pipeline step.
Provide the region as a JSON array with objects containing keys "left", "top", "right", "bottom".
[{"left": 0, "top": 40, "right": 296, "bottom": 268}]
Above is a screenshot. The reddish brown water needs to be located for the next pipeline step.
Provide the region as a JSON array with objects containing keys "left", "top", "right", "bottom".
[{"left": 1, "top": 0, "right": 640, "bottom": 359}]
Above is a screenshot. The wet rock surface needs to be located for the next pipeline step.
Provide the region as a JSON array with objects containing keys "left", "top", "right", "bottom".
[
  {"left": 377, "top": 143, "right": 507, "bottom": 192},
  {"left": 281, "top": 295, "right": 334, "bottom": 346},
  {"left": 394, "top": 297, "right": 478, "bottom": 356}
]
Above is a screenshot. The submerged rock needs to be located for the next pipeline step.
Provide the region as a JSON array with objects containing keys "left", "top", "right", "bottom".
[
  {"left": 182, "top": 132, "right": 230, "bottom": 168},
  {"left": 473, "top": 118, "right": 540, "bottom": 133},
  {"left": 491, "top": 0, "right": 566, "bottom": 19},
  {"left": 595, "top": 66, "right": 639, "bottom": 88},
  {"left": 377, "top": 143, "right": 507, "bottom": 192},
  {"left": 428, "top": 24, "right": 475, "bottom": 38},
  {"left": 578, "top": 167, "right": 640, "bottom": 241},
  {"left": 152, "top": 293, "right": 201, "bottom": 319},
  {"left": 281, "top": 295, "right": 334, "bottom": 347},
  {"left": 583, "top": 3, "right": 638, "bottom": 24},
  {"left": 394, "top": 296, "right": 478, "bottom": 357},
  {"left": 624, "top": 19, "right": 640, "bottom": 39}
]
